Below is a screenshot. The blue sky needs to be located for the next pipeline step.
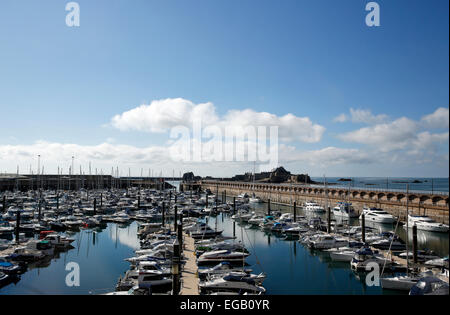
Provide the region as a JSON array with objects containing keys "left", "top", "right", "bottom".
[{"left": 0, "top": 0, "right": 448, "bottom": 177}]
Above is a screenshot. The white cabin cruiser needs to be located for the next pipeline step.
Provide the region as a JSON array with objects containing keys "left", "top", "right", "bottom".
[
  {"left": 360, "top": 207, "right": 396, "bottom": 224},
  {"left": 198, "top": 262, "right": 253, "bottom": 281},
  {"left": 197, "top": 249, "right": 250, "bottom": 264},
  {"left": 199, "top": 273, "right": 266, "bottom": 295},
  {"left": 304, "top": 202, "right": 325, "bottom": 213},
  {"left": 333, "top": 202, "right": 358, "bottom": 219},
  {"left": 406, "top": 215, "right": 449, "bottom": 233}
]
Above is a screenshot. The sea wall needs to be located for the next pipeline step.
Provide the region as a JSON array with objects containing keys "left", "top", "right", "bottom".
[{"left": 197, "top": 180, "right": 449, "bottom": 224}]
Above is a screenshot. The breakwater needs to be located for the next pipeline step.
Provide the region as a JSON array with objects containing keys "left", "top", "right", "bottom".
[{"left": 194, "top": 180, "right": 449, "bottom": 224}]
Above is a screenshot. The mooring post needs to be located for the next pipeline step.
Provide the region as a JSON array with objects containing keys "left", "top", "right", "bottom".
[
  {"left": 38, "top": 199, "right": 42, "bottom": 222},
  {"left": 2, "top": 195, "right": 6, "bottom": 213},
  {"left": 205, "top": 192, "right": 209, "bottom": 208},
  {"left": 162, "top": 202, "right": 165, "bottom": 227},
  {"left": 361, "top": 213, "right": 366, "bottom": 243},
  {"left": 177, "top": 223, "right": 183, "bottom": 257},
  {"left": 137, "top": 195, "right": 140, "bottom": 209},
  {"left": 233, "top": 196, "right": 236, "bottom": 237},
  {"left": 412, "top": 225, "right": 418, "bottom": 265},
  {"left": 293, "top": 201, "right": 297, "bottom": 222},
  {"left": 100, "top": 193, "right": 103, "bottom": 208},
  {"left": 172, "top": 239, "right": 180, "bottom": 295},
  {"left": 268, "top": 199, "right": 271, "bottom": 216},
  {"left": 224, "top": 190, "right": 227, "bottom": 203},
  {"left": 174, "top": 205, "right": 178, "bottom": 232},
  {"left": 327, "top": 206, "right": 331, "bottom": 233},
  {"left": 56, "top": 193, "right": 59, "bottom": 210},
  {"left": 93, "top": 198, "right": 97, "bottom": 216},
  {"left": 15, "top": 210, "right": 21, "bottom": 244}
]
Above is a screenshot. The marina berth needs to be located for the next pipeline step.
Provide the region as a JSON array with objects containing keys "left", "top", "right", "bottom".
[{"left": 0, "top": 182, "right": 447, "bottom": 295}]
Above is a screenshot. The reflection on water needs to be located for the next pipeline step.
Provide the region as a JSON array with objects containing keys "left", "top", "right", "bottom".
[
  {"left": 239, "top": 198, "right": 448, "bottom": 257},
  {"left": 0, "top": 222, "right": 139, "bottom": 295}
]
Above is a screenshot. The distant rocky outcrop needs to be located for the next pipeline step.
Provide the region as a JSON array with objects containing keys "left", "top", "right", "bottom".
[
  {"left": 230, "top": 166, "right": 316, "bottom": 184},
  {"left": 182, "top": 172, "right": 201, "bottom": 182}
]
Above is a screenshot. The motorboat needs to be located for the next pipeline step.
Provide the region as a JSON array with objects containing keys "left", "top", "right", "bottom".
[
  {"left": 136, "top": 270, "right": 172, "bottom": 290},
  {"left": 197, "top": 250, "right": 250, "bottom": 265},
  {"left": 248, "top": 193, "right": 263, "bottom": 204},
  {"left": 333, "top": 202, "right": 358, "bottom": 219},
  {"left": 247, "top": 215, "right": 265, "bottom": 226},
  {"left": 0, "top": 258, "right": 21, "bottom": 275},
  {"left": 308, "top": 234, "right": 347, "bottom": 250},
  {"left": 198, "top": 262, "right": 253, "bottom": 281},
  {"left": 206, "top": 271, "right": 266, "bottom": 286},
  {"left": 304, "top": 202, "right": 325, "bottom": 213},
  {"left": 195, "top": 241, "right": 247, "bottom": 257},
  {"left": 406, "top": 215, "right": 449, "bottom": 233},
  {"left": 43, "top": 234, "right": 75, "bottom": 249},
  {"left": 350, "top": 247, "right": 398, "bottom": 271},
  {"left": 328, "top": 247, "right": 359, "bottom": 262},
  {"left": 190, "top": 227, "right": 223, "bottom": 240},
  {"left": 25, "top": 240, "right": 54, "bottom": 256},
  {"left": 199, "top": 273, "right": 266, "bottom": 295},
  {"left": 371, "top": 233, "right": 406, "bottom": 251},
  {"left": 424, "top": 257, "right": 449, "bottom": 269},
  {"left": 409, "top": 276, "right": 449, "bottom": 295},
  {"left": 381, "top": 271, "right": 433, "bottom": 291},
  {"left": 360, "top": 207, "right": 396, "bottom": 224}
]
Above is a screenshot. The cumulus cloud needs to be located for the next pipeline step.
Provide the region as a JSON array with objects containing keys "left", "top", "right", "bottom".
[
  {"left": 338, "top": 117, "right": 418, "bottom": 152},
  {"left": 280, "top": 146, "right": 375, "bottom": 166},
  {"left": 109, "top": 98, "right": 325, "bottom": 143},
  {"left": 334, "top": 108, "right": 389, "bottom": 124},
  {"left": 110, "top": 98, "right": 218, "bottom": 133},
  {"left": 333, "top": 113, "right": 348, "bottom": 123},
  {"left": 338, "top": 108, "right": 449, "bottom": 156},
  {"left": 421, "top": 107, "right": 449, "bottom": 129}
]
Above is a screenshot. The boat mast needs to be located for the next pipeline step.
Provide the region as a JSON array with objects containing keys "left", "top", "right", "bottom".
[{"left": 406, "top": 184, "right": 409, "bottom": 275}]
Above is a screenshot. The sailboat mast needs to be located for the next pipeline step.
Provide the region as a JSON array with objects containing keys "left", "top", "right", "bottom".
[{"left": 406, "top": 184, "right": 409, "bottom": 274}]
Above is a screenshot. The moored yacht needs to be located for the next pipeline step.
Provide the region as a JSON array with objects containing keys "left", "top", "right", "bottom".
[
  {"left": 333, "top": 202, "right": 358, "bottom": 219},
  {"left": 360, "top": 207, "right": 396, "bottom": 224},
  {"left": 197, "top": 249, "right": 250, "bottom": 265},
  {"left": 406, "top": 215, "right": 449, "bottom": 233},
  {"left": 304, "top": 202, "right": 325, "bottom": 213}
]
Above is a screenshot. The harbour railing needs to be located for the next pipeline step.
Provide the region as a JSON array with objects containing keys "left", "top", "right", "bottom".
[{"left": 200, "top": 180, "right": 449, "bottom": 196}]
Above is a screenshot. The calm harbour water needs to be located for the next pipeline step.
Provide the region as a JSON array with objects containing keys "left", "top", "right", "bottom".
[
  {"left": 1, "top": 191, "right": 448, "bottom": 295},
  {"left": 0, "top": 223, "right": 139, "bottom": 295},
  {"left": 310, "top": 177, "right": 449, "bottom": 194}
]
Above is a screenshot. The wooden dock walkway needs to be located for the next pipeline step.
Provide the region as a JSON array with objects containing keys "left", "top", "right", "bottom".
[{"left": 180, "top": 233, "right": 199, "bottom": 295}]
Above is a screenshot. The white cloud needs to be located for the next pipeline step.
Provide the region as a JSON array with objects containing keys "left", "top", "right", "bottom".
[
  {"left": 421, "top": 107, "right": 449, "bottom": 129},
  {"left": 333, "top": 113, "right": 348, "bottom": 123},
  {"left": 338, "top": 117, "right": 418, "bottom": 151},
  {"left": 334, "top": 108, "right": 388, "bottom": 124},
  {"left": 349, "top": 108, "right": 389, "bottom": 124},
  {"left": 280, "top": 145, "right": 375, "bottom": 166},
  {"left": 110, "top": 98, "right": 218, "bottom": 133},
  {"left": 222, "top": 109, "right": 325, "bottom": 143},
  {"left": 109, "top": 98, "right": 325, "bottom": 143}
]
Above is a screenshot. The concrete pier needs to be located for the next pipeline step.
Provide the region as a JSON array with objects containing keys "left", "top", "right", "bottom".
[
  {"left": 180, "top": 233, "right": 199, "bottom": 295},
  {"left": 197, "top": 180, "right": 449, "bottom": 224}
]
